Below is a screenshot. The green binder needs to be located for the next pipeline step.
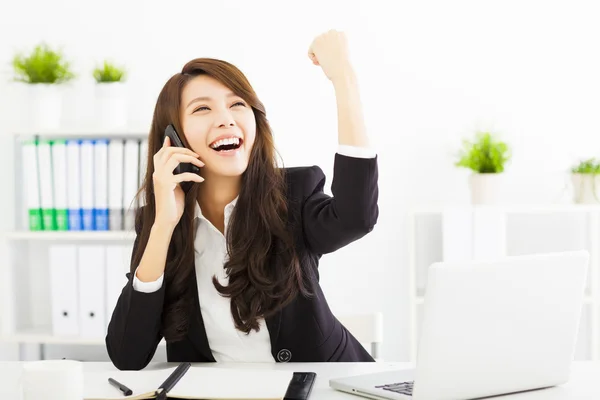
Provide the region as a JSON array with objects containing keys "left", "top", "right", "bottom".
[
  {"left": 37, "top": 139, "right": 57, "bottom": 231},
  {"left": 22, "top": 139, "right": 43, "bottom": 231},
  {"left": 52, "top": 139, "right": 69, "bottom": 231}
]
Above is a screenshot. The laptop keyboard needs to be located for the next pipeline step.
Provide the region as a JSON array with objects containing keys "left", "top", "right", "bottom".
[{"left": 375, "top": 381, "right": 414, "bottom": 396}]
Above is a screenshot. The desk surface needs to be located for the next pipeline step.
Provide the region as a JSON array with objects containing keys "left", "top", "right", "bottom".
[{"left": 1, "top": 361, "right": 599, "bottom": 399}]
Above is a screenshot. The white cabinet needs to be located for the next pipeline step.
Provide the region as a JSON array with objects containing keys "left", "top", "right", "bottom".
[
  {"left": 0, "top": 129, "right": 163, "bottom": 360},
  {"left": 408, "top": 205, "right": 600, "bottom": 362}
]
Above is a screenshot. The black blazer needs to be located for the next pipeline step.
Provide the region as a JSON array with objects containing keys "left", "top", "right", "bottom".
[{"left": 106, "top": 153, "right": 379, "bottom": 370}]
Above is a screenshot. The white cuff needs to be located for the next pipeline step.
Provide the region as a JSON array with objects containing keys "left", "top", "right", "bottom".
[
  {"left": 132, "top": 266, "right": 164, "bottom": 293},
  {"left": 337, "top": 145, "right": 377, "bottom": 159}
]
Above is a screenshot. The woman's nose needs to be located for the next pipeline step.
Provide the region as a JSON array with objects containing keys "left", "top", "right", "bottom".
[{"left": 216, "top": 110, "right": 236, "bottom": 128}]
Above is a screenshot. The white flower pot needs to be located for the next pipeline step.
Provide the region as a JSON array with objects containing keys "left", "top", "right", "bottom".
[
  {"left": 29, "top": 83, "right": 63, "bottom": 131},
  {"left": 572, "top": 173, "right": 600, "bottom": 204},
  {"left": 95, "top": 82, "right": 128, "bottom": 129},
  {"left": 469, "top": 173, "right": 505, "bottom": 205}
]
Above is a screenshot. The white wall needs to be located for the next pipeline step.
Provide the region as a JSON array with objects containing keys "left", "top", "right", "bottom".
[{"left": 1, "top": 0, "right": 600, "bottom": 361}]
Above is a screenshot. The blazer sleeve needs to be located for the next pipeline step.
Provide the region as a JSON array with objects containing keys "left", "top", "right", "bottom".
[
  {"left": 105, "top": 211, "right": 165, "bottom": 370},
  {"left": 301, "top": 153, "right": 379, "bottom": 254}
]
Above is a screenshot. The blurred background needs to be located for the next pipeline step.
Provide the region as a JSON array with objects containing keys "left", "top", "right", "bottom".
[{"left": 1, "top": 0, "right": 600, "bottom": 363}]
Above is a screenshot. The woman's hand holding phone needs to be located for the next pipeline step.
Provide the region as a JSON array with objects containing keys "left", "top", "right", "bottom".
[{"left": 152, "top": 136, "right": 204, "bottom": 229}]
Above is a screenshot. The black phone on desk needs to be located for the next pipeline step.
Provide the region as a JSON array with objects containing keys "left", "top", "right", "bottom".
[
  {"left": 164, "top": 124, "right": 201, "bottom": 192},
  {"left": 284, "top": 372, "right": 316, "bottom": 400}
]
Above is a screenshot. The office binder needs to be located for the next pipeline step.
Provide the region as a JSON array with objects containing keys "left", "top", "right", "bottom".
[
  {"left": 49, "top": 244, "right": 79, "bottom": 336},
  {"left": 138, "top": 139, "right": 149, "bottom": 207},
  {"left": 51, "top": 139, "right": 69, "bottom": 230},
  {"left": 78, "top": 245, "right": 107, "bottom": 337},
  {"left": 108, "top": 140, "right": 125, "bottom": 230},
  {"left": 472, "top": 208, "right": 506, "bottom": 260},
  {"left": 80, "top": 140, "right": 95, "bottom": 230},
  {"left": 94, "top": 139, "right": 109, "bottom": 230},
  {"left": 37, "top": 139, "right": 56, "bottom": 230},
  {"left": 442, "top": 208, "right": 473, "bottom": 262},
  {"left": 123, "top": 140, "right": 140, "bottom": 231},
  {"left": 66, "top": 140, "right": 83, "bottom": 230},
  {"left": 22, "top": 139, "right": 42, "bottom": 231}
]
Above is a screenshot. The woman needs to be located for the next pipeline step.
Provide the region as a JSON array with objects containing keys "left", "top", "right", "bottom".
[{"left": 106, "top": 30, "right": 379, "bottom": 370}]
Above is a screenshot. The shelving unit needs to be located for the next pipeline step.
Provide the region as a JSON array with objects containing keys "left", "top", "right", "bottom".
[
  {"left": 414, "top": 295, "right": 594, "bottom": 306},
  {"left": 0, "top": 128, "right": 148, "bottom": 360},
  {"left": 408, "top": 204, "right": 600, "bottom": 363},
  {"left": 9, "top": 127, "right": 150, "bottom": 139},
  {"left": 0, "top": 327, "right": 166, "bottom": 346},
  {"left": 2, "top": 231, "right": 136, "bottom": 241}
]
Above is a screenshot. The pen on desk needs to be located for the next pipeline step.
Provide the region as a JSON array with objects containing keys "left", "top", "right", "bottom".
[
  {"left": 155, "top": 362, "right": 191, "bottom": 400},
  {"left": 108, "top": 377, "right": 133, "bottom": 396}
]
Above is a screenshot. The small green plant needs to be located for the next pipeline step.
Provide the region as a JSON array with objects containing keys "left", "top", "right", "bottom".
[
  {"left": 572, "top": 158, "right": 600, "bottom": 203},
  {"left": 93, "top": 60, "right": 126, "bottom": 83},
  {"left": 12, "top": 43, "right": 75, "bottom": 84},
  {"left": 571, "top": 158, "right": 600, "bottom": 174},
  {"left": 455, "top": 131, "right": 511, "bottom": 173}
]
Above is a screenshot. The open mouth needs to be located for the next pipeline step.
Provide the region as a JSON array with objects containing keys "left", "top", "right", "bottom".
[{"left": 209, "top": 137, "right": 243, "bottom": 152}]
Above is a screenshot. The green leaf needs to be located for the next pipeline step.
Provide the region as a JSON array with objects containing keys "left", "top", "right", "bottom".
[
  {"left": 454, "top": 131, "right": 511, "bottom": 173},
  {"left": 11, "top": 43, "right": 75, "bottom": 84},
  {"left": 571, "top": 158, "right": 600, "bottom": 174},
  {"left": 93, "top": 60, "right": 126, "bottom": 83}
]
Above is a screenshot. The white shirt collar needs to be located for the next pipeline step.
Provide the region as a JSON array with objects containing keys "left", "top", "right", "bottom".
[{"left": 193, "top": 196, "right": 239, "bottom": 220}]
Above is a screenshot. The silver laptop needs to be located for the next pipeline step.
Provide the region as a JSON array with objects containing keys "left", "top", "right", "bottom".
[{"left": 330, "top": 250, "right": 589, "bottom": 400}]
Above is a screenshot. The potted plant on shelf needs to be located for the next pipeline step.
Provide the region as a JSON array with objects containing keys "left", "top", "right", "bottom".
[
  {"left": 455, "top": 131, "right": 511, "bottom": 205},
  {"left": 12, "top": 43, "right": 74, "bottom": 130},
  {"left": 571, "top": 158, "right": 600, "bottom": 204},
  {"left": 93, "top": 60, "right": 128, "bottom": 129}
]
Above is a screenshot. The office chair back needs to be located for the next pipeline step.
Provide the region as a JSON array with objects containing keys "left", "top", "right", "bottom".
[{"left": 337, "top": 312, "right": 383, "bottom": 360}]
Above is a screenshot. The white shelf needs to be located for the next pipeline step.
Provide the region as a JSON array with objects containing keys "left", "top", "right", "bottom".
[
  {"left": 0, "top": 328, "right": 165, "bottom": 346},
  {"left": 410, "top": 204, "right": 600, "bottom": 215},
  {"left": 11, "top": 127, "right": 149, "bottom": 139},
  {"left": 408, "top": 207, "right": 600, "bottom": 362},
  {"left": 0, "top": 328, "right": 106, "bottom": 345},
  {"left": 416, "top": 295, "right": 593, "bottom": 305},
  {"left": 0, "top": 127, "right": 152, "bottom": 360},
  {"left": 2, "top": 231, "right": 136, "bottom": 241}
]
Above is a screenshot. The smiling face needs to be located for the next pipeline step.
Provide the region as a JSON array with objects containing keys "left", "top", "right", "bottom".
[{"left": 179, "top": 74, "right": 256, "bottom": 178}]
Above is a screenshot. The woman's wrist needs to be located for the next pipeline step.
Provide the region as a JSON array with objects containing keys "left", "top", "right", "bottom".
[
  {"left": 135, "top": 222, "right": 174, "bottom": 283},
  {"left": 151, "top": 220, "right": 177, "bottom": 236},
  {"left": 331, "top": 65, "right": 357, "bottom": 89}
]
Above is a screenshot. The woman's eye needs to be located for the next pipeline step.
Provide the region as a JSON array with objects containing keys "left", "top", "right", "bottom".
[{"left": 193, "top": 103, "right": 244, "bottom": 113}]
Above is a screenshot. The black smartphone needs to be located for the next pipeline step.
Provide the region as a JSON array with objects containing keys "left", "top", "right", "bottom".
[
  {"left": 164, "top": 124, "right": 201, "bottom": 175},
  {"left": 283, "top": 372, "right": 316, "bottom": 400},
  {"left": 164, "top": 124, "right": 201, "bottom": 192}
]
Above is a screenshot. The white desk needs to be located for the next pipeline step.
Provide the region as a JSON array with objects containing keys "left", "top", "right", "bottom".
[{"left": 1, "top": 361, "right": 599, "bottom": 399}]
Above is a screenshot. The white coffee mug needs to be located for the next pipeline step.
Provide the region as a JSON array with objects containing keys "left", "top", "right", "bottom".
[{"left": 21, "top": 360, "right": 83, "bottom": 400}]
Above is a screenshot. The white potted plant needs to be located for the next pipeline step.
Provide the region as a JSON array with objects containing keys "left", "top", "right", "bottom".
[
  {"left": 571, "top": 158, "right": 600, "bottom": 204},
  {"left": 455, "top": 131, "right": 511, "bottom": 205},
  {"left": 12, "top": 43, "right": 74, "bottom": 131},
  {"left": 93, "top": 60, "right": 127, "bottom": 129}
]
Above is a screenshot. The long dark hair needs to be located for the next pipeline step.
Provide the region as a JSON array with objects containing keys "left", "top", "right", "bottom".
[{"left": 132, "top": 58, "right": 311, "bottom": 342}]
